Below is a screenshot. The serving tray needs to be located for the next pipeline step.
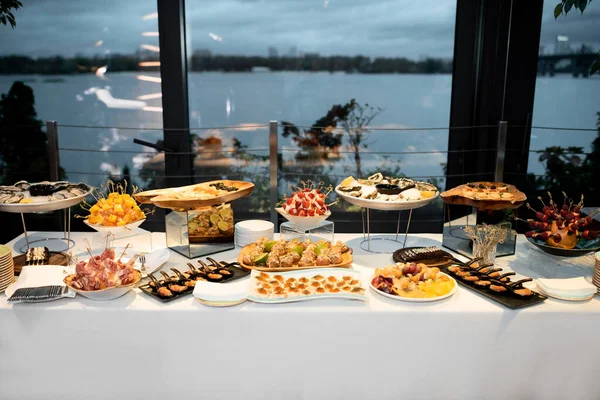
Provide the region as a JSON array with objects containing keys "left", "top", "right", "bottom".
[
  {"left": 138, "top": 263, "right": 249, "bottom": 303},
  {"left": 13, "top": 251, "right": 70, "bottom": 275},
  {"left": 441, "top": 266, "right": 547, "bottom": 309},
  {"left": 134, "top": 180, "right": 254, "bottom": 209},
  {"left": 237, "top": 243, "right": 353, "bottom": 272},
  {"left": 440, "top": 182, "right": 526, "bottom": 211}
]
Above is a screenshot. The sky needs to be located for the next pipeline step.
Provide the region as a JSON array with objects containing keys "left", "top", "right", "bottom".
[{"left": 0, "top": 0, "right": 598, "bottom": 59}]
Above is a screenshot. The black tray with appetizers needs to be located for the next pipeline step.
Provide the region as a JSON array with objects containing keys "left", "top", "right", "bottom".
[
  {"left": 138, "top": 257, "right": 250, "bottom": 303},
  {"left": 393, "top": 246, "right": 547, "bottom": 309}
]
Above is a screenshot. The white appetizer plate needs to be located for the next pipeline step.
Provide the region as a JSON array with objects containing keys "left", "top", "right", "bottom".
[{"left": 370, "top": 272, "right": 457, "bottom": 302}]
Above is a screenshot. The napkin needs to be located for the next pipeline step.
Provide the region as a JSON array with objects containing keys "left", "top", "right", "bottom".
[
  {"left": 5, "top": 265, "right": 76, "bottom": 302},
  {"left": 139, "top": 248, "right": 170, "bottom": 276},
  {"left": 536, "top": 277, "right": 597, "bottom": 298},
  {"left": 193, "top": 279, "right": 248, "bottom": 302}
]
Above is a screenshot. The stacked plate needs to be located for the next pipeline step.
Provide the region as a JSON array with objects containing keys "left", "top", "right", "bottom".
[
  {"left": 0, "top": 245, "right": 15, "bottom": 292},
  {"left": 235, "top": 220, "right": 274, "bottom": 248},
  {"left": 593, "top": 252, "right": 600, "bottom": 295}
]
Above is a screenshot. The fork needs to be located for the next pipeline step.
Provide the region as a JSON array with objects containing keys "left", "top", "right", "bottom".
[{"left": 139, "top": 255, "right": 147, "bottom": 274}]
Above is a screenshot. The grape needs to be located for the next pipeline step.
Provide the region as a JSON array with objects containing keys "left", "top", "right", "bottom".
[{"left": 553, "top": 233, "right": 562, "bottom": 243}]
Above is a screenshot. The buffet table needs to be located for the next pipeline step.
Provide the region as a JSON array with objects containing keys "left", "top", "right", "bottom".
[{"left": 1, "top": 231, "right": 600, "bottom": 400}]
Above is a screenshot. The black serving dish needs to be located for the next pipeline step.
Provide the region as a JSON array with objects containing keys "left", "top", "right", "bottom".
[
  {"left": 139, "top": 262, "right": 250, "bottom": 303},
  {"left": 442, "top": 266, "right": 547, "bottom": 309},
  {"left": 526, "top": 236, "right": 600, "bottom": 258},
  {"left": 393, "top": 246, "right": 462, "bottom": 267}
]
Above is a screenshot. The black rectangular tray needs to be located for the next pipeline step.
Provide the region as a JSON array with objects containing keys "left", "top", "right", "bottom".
[
  {"left": 138, "top": 264, "right": 250, "bottom": 303},
  {"left": 442, "top": 267, "right": 547, "bottom": 310}
]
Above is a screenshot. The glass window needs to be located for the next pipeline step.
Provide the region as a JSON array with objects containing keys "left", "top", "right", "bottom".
[
  {"left": 528, "top": 1, "right": 600, "bottom": 204},
  {"left": 185, "top": 0, "right": 457, "bottom": 228},
  {"left": 0, "top": 0, "right": 163, "bottom": 191}
]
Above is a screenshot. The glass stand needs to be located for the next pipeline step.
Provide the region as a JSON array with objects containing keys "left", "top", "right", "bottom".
[
  {"left": 280, "top": 221, "right": 335, "bottom": 243},
  {"left": 18, "top": 208, "right": 75, "bottom": 253},
  {"left": 360, "top": 208, "right": 413, "bottom": 254}
]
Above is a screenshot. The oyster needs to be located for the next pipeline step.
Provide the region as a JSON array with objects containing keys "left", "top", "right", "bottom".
[
  {"left": 367, "top": 172, "right": 383, "bottom": 183},
  {"left": 338, "top": 185, "right": 362, "bottom": 193},
  {"left": 348, "top": 191, "right": 362, "bottom": 197}
]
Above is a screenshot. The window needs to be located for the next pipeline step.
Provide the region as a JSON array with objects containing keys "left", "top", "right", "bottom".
[{"left": 185, "top": 0, "right": 457, "bottom": 229}]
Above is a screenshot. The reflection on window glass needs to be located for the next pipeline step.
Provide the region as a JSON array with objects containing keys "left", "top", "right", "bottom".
[
  {"left": 0, "top": 0, "right": 163, "bottom": 190},
  {"left": 529, "top": 1, "right": 600, "bottom": 203},
  {"left": 186, "top": 0, "right": 457, "bottom": 225}
]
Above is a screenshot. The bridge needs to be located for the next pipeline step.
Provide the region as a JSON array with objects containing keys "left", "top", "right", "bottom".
[{"left": 538, "top": 53, "right": 598, "bottom": 77}]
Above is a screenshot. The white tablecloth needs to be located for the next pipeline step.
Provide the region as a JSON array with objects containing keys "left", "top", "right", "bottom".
[{"left": 1, "top": 231, "right": 599, "bottom": 400}]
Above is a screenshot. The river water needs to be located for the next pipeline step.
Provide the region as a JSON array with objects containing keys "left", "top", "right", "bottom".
[{"left": 0, "top": 71, "right": 598, "bottom": 188}]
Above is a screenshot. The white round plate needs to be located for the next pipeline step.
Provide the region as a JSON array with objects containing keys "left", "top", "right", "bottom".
[
  {"left": 275, "top": 207, "right": 331, "bottom": 230},
  {"left": 0, "top": 185, "right": 92, "bottom": 213},
  {"left": 336, "top": 188, "right": 439, "bottom": 211},
  {"left": 370, "top": 272, "right": 457, "bottom": 302},
  {"left": 83, "top": 218, "right": 145, "bottom": 236}
]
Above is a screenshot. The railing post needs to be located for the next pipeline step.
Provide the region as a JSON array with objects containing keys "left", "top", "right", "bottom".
[
  {"left": 269, "top": 120, "right": 279, "bottom": 232},
  {"left": 46, "top": 121, "right": 59, "bottom": 181},
  {"left": 495, "top": 121, "right": 508, "bottom": 182}
]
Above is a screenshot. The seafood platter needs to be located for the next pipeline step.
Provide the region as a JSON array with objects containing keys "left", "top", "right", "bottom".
[
  {"left": 441, "top": 181, "right": 526, "bottom": 211},
  {"left": 519, "top": 193, "right": 600, "bottom": 257},
  {"left": 64, "top": 246, "right": 142, "bottom": 301},
  {"left": 247, "top": 268, "right": 366, "bottom": 303},
  {"left": 0, "top": 180, "right": 91, "bottom": 213},
  {"left": 238, "top": 237, "right": 352, "bottom": 272},
  {"left": 138, "top": 257, "right": 249, "bottom": 303},
  {"left": 276, "top": 181, "right": 336, "bottom": 230},
  {"left": 335, "top": 172, "right": 439, "bottom": 211},
  {"left": 370, "top": 262, "right": 457, "bottom": 302},
  {"left": 134, "top": 180, "right": 254, "bottom": 209}
]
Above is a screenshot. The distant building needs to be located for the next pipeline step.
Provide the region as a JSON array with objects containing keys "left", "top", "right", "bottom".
[
  {"left": 194, "top": 49, "right": 212, "bottom": 57},
  {"left": 268, "top": 47, "right": 278, "bottom": 58},
  {"left": 303, "top": 52, "right": 320, "bottom": 59},
  {"left": 555, "top": 36, "right": 571, "bottom": 55},
  {"left": 287, "top": 46, "right": 298, "bottom": 57}
]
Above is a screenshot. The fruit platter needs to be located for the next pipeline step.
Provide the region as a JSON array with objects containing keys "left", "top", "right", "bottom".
[
  {"left": 335, "top": 172, "right": 438, "bottom": 211},
  {"left": 134, "top": 180, "right": 254, "bottom": 209},
  {"left": 441, "top": 181, "right": 526, "bottom": 211},
  {"left": 370, "top": 262, "right": 457, "bottom": 302},
  {"left": 276, "top": 181, "right": 336, "bottom": 229},
  {"left": 0, "top": 180, "right": 92, "bottom": 213},
  {"left": 238, "top": 237, "right": 353, "bottom": 272},
  {"left": 520, "top": 193, "right": 600, "bottom": 257}
]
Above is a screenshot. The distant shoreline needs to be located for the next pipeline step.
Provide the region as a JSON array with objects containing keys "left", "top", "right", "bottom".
[{"left": 0, "top": 53, "right": 453, "bottom": 75}]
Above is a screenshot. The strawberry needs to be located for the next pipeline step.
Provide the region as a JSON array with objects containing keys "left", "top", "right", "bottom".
[
  {"left": 315, "top": 189, "right": 321, "bottom": 194},
  {"left": 307, "top": 192, "right": 315, "bottom": 199},
  {"left": 302, "top": 199, "right": 310, "bottom": 208},
  {"left": 298, "top": 210, "right": 306, "bottom": 217},
  {"left": 295, "top": 201, "right": 302, "bottom": 209},
  {"left": 308, "top": 209, "right": 315, "bottom": 216},
  {"left": 297, "top": 192, "right": 305, "bottom": 199},
  {"left": 289, "top": 208, "right": 298, "bottom": 216},
  {"left": 286, "top": 197, "right": 293, "bottom": 205},
  {"left": 316, "top": 198, "right": 324, "bottom": 206}
]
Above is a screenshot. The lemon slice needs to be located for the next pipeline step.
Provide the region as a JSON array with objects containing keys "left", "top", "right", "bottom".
[
  {"left": 219, "top": 207, "right": 233, "bottom": 219},
  {"left": 217, "top": 221, "right": 232, "bottom": 233},
  {"left": 339, "top": 176, "right": 356, "bottom": 187},
  {"left": 264, "top": 240, "right": 277, "bottom": 252},
  {"left": 291, "top": 245, "right": 304, "bottom": 256},
  {"left": 210, "top": 213, "right": 222, "bottom": 225},
  {"left": 254, "top": 253, "right": 268, "bottom": 265},
  {"left": 420, "top": 190, "right": 436, "bottom": 199}
]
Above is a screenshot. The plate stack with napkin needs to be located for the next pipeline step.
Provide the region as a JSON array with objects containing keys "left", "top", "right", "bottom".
[
  {"left": 5, "top": 265, "right": 76, "bottom": 303},
  {"left": 536, "top": 277, "right": 597, "bottom": 301},
  {"left": 193, "top": 280, "right": 248, "bottom": 307},
  {"left": 235, "top": 220, "right": 274, "bottom": 248},
  {"left": 0, "top": 245, "right": 15, "bottom": 292}
]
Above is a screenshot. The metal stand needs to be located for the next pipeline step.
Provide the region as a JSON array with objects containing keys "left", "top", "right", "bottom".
[
  {"left": 18, "top": 208, "right": 75, "bottom": 253},
  {"left": 360, "top": 208, "right": 413, "bottom": 254}
]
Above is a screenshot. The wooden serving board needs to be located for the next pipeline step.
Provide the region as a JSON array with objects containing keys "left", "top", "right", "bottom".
[
  {"left": 13, "top": 252, "right": 70, "bottom": 275},
  {"left": 237, "top": 243, "right": 353, "bottom": 272},
  {"left": 135, "top": 180, "right": 254, "bottom": 210},
  {"left": 440, "top": 182, "right": 526, "bottom": 211}
]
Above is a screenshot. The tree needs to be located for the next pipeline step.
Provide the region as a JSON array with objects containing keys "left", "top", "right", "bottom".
[
  {"left": 0, "top": 81, "right": 65, "bottom": 184},
  {"left": 339, "top": 101, "right": 382, "bottom": 178},
  {"left": 0, "top": 0, "right": 21, "bottom": 28}
]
